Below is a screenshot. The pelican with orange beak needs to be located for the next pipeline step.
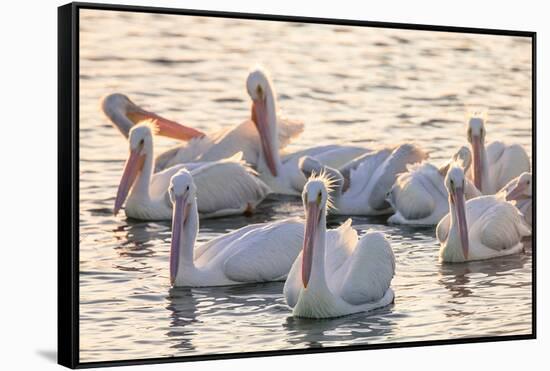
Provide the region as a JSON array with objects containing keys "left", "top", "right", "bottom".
[
  {"left": 102, "top": 93, "right": 205, "bottom": 141},
  {"left": 246, "top": 68, "right": 369, "bottom": 195},
  {"left": 436, "top": 166, "right": 530, "bottom": 263},
  {"left": 283, "top": 174, "right": 395, "bottom": 318},
  {"left": 114, "top": 123, "right": 270, "bottom": 220},
  {"left": 168, "top": 170, "right": 303, "bottom": 287},
  {"left": 103, "top": 72, "right": 305, "bottom": 173},
  {"left": 466, "top": 114, "right": 530, "bottom": 195}
]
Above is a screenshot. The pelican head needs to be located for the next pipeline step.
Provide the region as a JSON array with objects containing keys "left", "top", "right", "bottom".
[
  {"left": 301, "top": 174, "right": 333, "bottom": 288},
  {"left": 169, "top": 170, "right": 197, "bottom": 285},
  {"left": 101, "top": 93, "right": 204, "bottom": 141},
  {"left": 113, "top": 124, "right": 153, "bottom": 215},
  {"left": 505, "top": 172, "right": 532, "bottom": 201},
  {"left": 467, "top": 114, "right": 487, "bottom": 189},
  {"left": 246, "top": 68, "right": 279, "bottom": 176},
  {"left": 445, "top": 166, "right": 469, "bottom": 260},
  {"left": 452, "top": 146, "right": 472, "bottom": 171}
]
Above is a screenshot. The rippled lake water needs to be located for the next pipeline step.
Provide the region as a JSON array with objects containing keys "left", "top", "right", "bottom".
[{"left": 78, "top": 9, "right": 533, "bottom": 363}]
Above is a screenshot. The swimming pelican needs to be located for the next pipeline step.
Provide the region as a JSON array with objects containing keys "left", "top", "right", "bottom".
[
  {"left": 300, "top": 144, "right": 428, "bottom": 215},
  {"left": 436, "top": 166, "right": 530, "bottom": 263},
  {"left": 283, "top": 174, "right": 395, "bottom": 318},
  {"left": 169, "top": 170, "right": 304, "bottom": 287},
  {"left": 102, "top": 90, "right": 304, "bottom": 172},
  {"left": 466, "top": 114, "right": 530, "bottom": 195},
  {"left": 501, "top": 172, "right": 532, "bottom": 228},
  {"left": 114, "top": 123, "right": 270, "bottom": 220},
  {"left": 386, "top": 146, "right": 481, "bottom": 225},
  {"left": 246, "top": 68, "right": 369, "bottom": 195}
]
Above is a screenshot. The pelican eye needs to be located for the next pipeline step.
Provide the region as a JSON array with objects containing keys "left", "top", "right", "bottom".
[
  {"left": 186, "top": 185, "right": 190, "bottom": 191},
  {"left": 316, "top": 192, "right": 322, "bottom": 205}
]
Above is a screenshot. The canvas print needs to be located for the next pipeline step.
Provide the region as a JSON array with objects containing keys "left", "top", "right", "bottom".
[{"left": 77, "top": 7, "right": 533, "bottom": 364}]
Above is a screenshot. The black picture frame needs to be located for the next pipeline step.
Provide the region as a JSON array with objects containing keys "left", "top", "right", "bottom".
[{"left": 58, "top": 2, "right": 537, "bottom": 369}]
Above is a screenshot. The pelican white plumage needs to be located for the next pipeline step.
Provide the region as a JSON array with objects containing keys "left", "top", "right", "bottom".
[
  {"left": 300, "top": 144, "right": 428, "bottom": 215},
  {"left": 114, "top": 123, "right": 270, "bottom": 220},
  {"left": 243, "top": 68, "right": 369, "bottom": 195},
  {"left": 436, "top": 166, "right": 530, "bottom": 263},
  {"left": 283, "top": 174, "right": 395, "bottom": 318},
  {"left": 386, "top": 146, "right": 481, "bottom": 225},
  {"left": 169, "top": 170, "right": 304, "bottom": 287},
  {"left": 466, "top": 114, "right": 530, "bottom": 195},
  {"left": 501, "top": 172, "right": 532, "bottom": 228},
  {"left": 101, "top": 88, "right": 304, "bottom": 173}
]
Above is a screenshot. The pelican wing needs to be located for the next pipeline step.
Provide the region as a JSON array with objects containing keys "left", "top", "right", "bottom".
[
  {"left": 324, "top": 219, "right": 358, "bottom": 276},
  {"left": 368, "top": 144, "right": 428, "bottom": 210},
  {"left": 150, "top": 163, "right": 188, "bottom": 201},
  {"left": 284, "top": 219, "right": 357, "bottom": 308},
  {"left": 154, "top": 146, "right": 185, "bottom": 172},
  {"left": 343, "top": 148, "right": 392, "bottom": 199},
  {"left": 191, "top": 154, "right": 271, "bottom": 216},
  {"left": 283, "top": 145, "right": 369, "bottom": 170},
  {"left": 198, "top": 117, "right": 304, "bottom": 166},
  {"left": 196, "top": 121, "right": 259, "bottom": 165},
  {"left": 156, "top": 136, "right": 216, "bottom": 171},
  {"left": 437, "top": 196, "right": 490, "bottom": 243},
  {"left": 194, "top": 223, "right": 266, "bottom": 265},
  {"left": 337, "top": 231, "right": 395, "bottom": 305},
  {"left": 474, "top": 201, "right": 531, "bottom": 251},
  {"left": 436, "top": 195, "right": 526, "bottom": 245},
  {"left": 277, "top": 116, "right": 304, "bottom": 149},
  {"left": 436, "top": 213, "right": 450, "bottom": 243},
  {"left": 283, "top": 250, "right": 303, "bottom": 308},
  {"left": 223, "top": 219, "right": 304, "bottom": 282},
  {"left": 486, "top": 141, "right": 530, "bottom": 191},
  {"left": 390, "top": 163, "right": 444, "bottom": 220}
]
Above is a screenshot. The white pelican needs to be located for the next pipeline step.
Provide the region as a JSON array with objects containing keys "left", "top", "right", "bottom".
[
  {"left": 386, "top": 146, "right": 481, "bottom": 225},
  {"left": 246, "top": 68, "right": 369, "bottom": 195},
  {"left": 501, "top": 172, "right": 532, "bottom": 228},
  {"left": 283, "top": 174, "right": 395, "bottom": 318},
  {"left": 102, "top": 91, "right": 304, "bottom": 173},
  {"left": 114, "top": 123, "right": 270, "bottom": 220},
  {"left": 169, "top": 170, "right": 304, "bottom": 287},
  {"left": 436, "top": 166, "right": 530, "bottom": 263},
  {"left": 300, "top": 144, "right": 428, "bottom": 215},
  {"left": 466, "top": 114, "right": 530, "bottom": 195}
]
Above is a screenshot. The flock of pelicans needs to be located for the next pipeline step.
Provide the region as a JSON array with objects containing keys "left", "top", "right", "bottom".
[{"left": 101, "top": 67, "right": 532, "bottom": 319}]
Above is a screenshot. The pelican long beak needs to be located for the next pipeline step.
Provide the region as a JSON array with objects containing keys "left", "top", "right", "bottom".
[
  {"left": 170, "top": 194, "right": 190, "bottom": 286},
  {"left": 452, "top": 186, "right": 469, "bottom": 260},
  {"left": 114, "top": 145, "right": 146, "bottom": 216},
  {"left": 506, "top": 182, "right": 528, "bottom": 201},
  {"left": 302, "top": 201, "right": 320, "bottom": 288},
  {"left": 127, "top": 108, "right": 205, "bottom": 141},
  {"left": 471, "top": 135, "right": 483, "bottom": 190},
  {"left": 252, "top": 99, "right": 278, "bottom": 177}
]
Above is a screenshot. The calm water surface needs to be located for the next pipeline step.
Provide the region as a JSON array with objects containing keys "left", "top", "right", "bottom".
[{"left": 79, "top": 10, "right": 532, "bottom": 363}]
